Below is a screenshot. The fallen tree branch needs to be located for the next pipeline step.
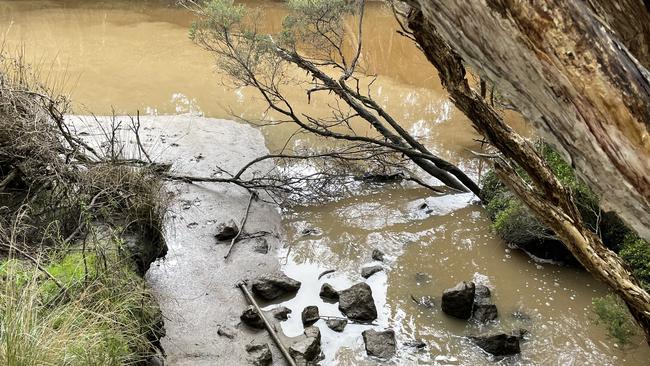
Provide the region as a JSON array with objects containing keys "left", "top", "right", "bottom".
[{"left": 224, "top": 191, "right": 257, "bottom": 259}]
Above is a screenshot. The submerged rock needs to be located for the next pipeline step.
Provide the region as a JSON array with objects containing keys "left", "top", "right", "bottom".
[
  {"left": 469, "top": 333, "right": 522, "bottom": 356},
  {"left": 361, "top": 265, "right": 383, "bottom": 279},
  {"left": 245, "top": 343, "right": 272, "bottom": 366},
  {"left": 319, "top": 283, "right": 339, "bottom": 301},
  {"left": 326, "top": 318, "right": 347, "bottom": 332},
  {"left": 371, "top": 249, "right": 385, "bottom": 262},
  {"left": 441, "top": 281, "right": 475, "bottom": 319},
  {"left": 215, "top": 219, "right": 239, "bottom": 241},
  {"left": 271, "top": 306, "right": 292, "bottom": 321},
  {"left": 240, "top": 306, "right": 264, "bottom": 329},
  {"left": 362, "top": 329, "right": 396, "bottom": 359},
  {"left": 301, "top": 306, "right": 320, "bottom": 326},
  {"left": 251, "top": 272, "right": 301, "bottom": 300},
  {"left": 338, "top": 283, "right": 378, "bottom": 321}
]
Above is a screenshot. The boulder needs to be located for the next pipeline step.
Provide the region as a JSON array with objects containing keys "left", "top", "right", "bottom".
[
  {"left": 240, "top": 306, "right": 264, "bottom": 329},
  {"left": 361, "top": 265, "right": 383, "bottom": 279},
  {"left": 441, "top": 281, "right": 475, "bottom": 319},
  {"left": 289, "top": 327, "right": 322, "bottom": 365},
  {"left": 271, "top": 306, "right": 292, "bottom": 321},
  {"left": 245, "top": 343, "right": 272, "bottom": 366},
  {"left": 371, "top": 249, "right": 385, "bottom": 262},
  {"left": 472, "top": 285, "right": 498, "bottom": 323},
  {"left": 469, "top": 333, "right": 522, "bottom": 356},
  {"left": 319, "top": 283, "right": 339, "bottom": 301},
  {"left": 215, "top": 219, "right": 239, "bottom": 241},
  {"left": 362, "top": 329, "right": 396, "bottom": 359},
  {"left": 301, "top": 306, "right": 320, "bottom": 326},
  {"left": 251, "top": 273, "right": 301, "bottom": 300},
  {"left": 338, "top": 283, "right": 378, "bottom": 321},
  {"left": 326, "top": 318, "right": 347, "bottom": 332}
]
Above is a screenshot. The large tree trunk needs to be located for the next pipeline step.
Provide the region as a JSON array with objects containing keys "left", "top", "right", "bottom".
[
  {"left": 404, "top": 0, "right": 650, "bottom": 242},
  {"left": 401, "top": 1, "right": 650, "bottom": 343}
]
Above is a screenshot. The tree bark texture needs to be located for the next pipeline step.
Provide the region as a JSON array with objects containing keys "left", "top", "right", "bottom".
[
  {"left": 404, "top": 0, "right": 650, "bottom": 242},
  {"left": 403, "top": 1, "right": 650, "bottom": 343}
]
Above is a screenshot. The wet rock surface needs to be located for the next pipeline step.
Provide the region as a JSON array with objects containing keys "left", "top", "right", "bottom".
[
  {"left": 290, "top": 326, "right": 322, "bottom": 366},
  {"left": 271, "top": 306, "right": 292, "bottom": 321},
  {"left": 240, "top": 306, "right": 264, "bottom": 329},
  {"left": 301, "top": 306, "right": 320, "bottom": 326},
  {"left": 473, "top": 285, "right": 498, "bottom": 323},
  {"left": 469, "top": 333, "right": 523, "bottom": 356},
  {"left": 404, "top": 340, "right": 427, "bottom": 349},
  {"left": 245, "top": 343, "right": 272, "bottom": 366},
  {"left": 326, "top": 318, "right": 347, "bottom": 332},
  {"left": 215, "top": 219, "right": 239, "bottom": 241},
  {"left": 371, "top": 249, "right": 385, "bottom": 262},
  {"left": 441, "top": 281, "right": 475, "bottom": 319},
  {"left": 361, "top": 265, "right": 383, "bottom": 279},
  {"left": 319, "top": 283, "right": 339, "bottom": 301},
  {"left": 338, "top": 283, "right": 378, "bottom": 321},
  {"left": 362, "top": 329, "right": 396, "bottom": 359},
  {"left": 251, "top": 272, "right": 301, "bottom": 300}
]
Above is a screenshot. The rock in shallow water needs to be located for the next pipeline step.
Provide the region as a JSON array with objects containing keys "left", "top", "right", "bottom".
[
  {"left": 473, "top": 285, "right": 498, "bottom": 323},
  {"left": 371, "top": 249, "right": 385, "bottom": 262},
  {"left": 362, "top": 329, "right": 396, "bottom": 359},
  {"left": 469, "top": 333, "right": 522, "bottom": 356},
  {"left": 338, "top": 283, "right": 377, "bottom": 321},
  {"left": 214, "top": 219, "right": 239, "bottom": 241},
  {"left": 251, "top": 272, "right": 301, "bottom": 300},
  {"left": 441, "top": 281, "right": 475, "bottom": 319},
  {"left": 326, "top": 318, "right": 347, "bottom": 332},
  {"left": 361, "top": 265, "right": 383, "bottom": 279},
  {"left": 245, "top": 343, "right": 272, "bottom": 366},
  {"left": 301, "top": 306, "right": 320, "bottom": 326},
  {"left": 319, "top": 283, "right": 339, "bottom": 301}
]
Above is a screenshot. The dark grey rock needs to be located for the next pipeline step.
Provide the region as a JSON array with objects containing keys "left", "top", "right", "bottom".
[
  {"left": 469, "top": 333, "right": 521, "bottom": 356},
  {"left": 474, "top": 285, "right": 491, "bottom": 301},
  {"left": 301, "top": 306, "right": 320, "bottom": 326},
  {"left": 240, "top": 306, "right": 264, "bottom": 329},
  {"left": 289, "top": 327, "right": 322, "bottom": 365},
  {"left": 473, "top": 303, "right": 499, "bottom": 323},
  {"left": 362, "top": 329, "right": 396, "bottom": 359},
  {"left": 361, "top": 265, "right": 383, "bottom": 279},
  {"left": 403, "top": 340, "right": 427, "bottom": 349},
  {"left": 217, "top": 325, "right": 236, "bottom": 339},
  {"left": 326, "top": 318, "right": 347, "bottom": 332},
  {"left": 338, "top": 283, "right": 378, "bottom": 321},
  {"left": 441, "top": 281, "right": 475, "bottom": 319},
  {"left": 371, "top": 249, "right": 385, "bottom": 262},
  {"left": 252, "top": 238, "right": 269, "bottom": 254},
  {"left": 245, "top": 343, "right": 272, "bottom": 366},
  {"left": 271, "top": 306, "right": 292, "bottom": 321},
  {"left": 319, "top": 283, "right": 339, "bottom": 301},
  {"left": 215, "top": 219, "right": 239, "bottom": 241},
  {"left": 251, "top": 273, "right": 301, "bottom": 300}
]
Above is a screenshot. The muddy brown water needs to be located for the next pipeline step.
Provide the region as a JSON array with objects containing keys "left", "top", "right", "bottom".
[{"left": 1, "top": 1, "right": 649, "bottom": 364}]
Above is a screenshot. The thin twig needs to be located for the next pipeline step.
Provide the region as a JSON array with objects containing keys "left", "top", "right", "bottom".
[{"left": 224, "top": 191, "right": 257, "bottom": 259}]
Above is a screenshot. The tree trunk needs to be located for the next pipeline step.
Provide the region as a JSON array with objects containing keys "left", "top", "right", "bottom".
[
  {"left": 404, "top": 0, "right": 650, "bottom": 242},
  {"left": 403, "top": 2, "right": 650, "bottom": 343}
]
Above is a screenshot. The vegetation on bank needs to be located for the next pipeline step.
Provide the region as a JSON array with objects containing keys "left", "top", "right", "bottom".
[
  {"left": 0, "top": 53, "right": 167, "bottom": 365},
  {"left": 481, "top": 141, "right": 649, "bottom": 344}
]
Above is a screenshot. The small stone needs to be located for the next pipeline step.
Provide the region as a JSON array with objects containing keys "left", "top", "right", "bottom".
[
  {"left": 217, "top": 325, "right": 236, "bottom": 339},
  {"left": 362, "top": 329, "right": 396, "bottom": 359},
  {"left": 441, "top": 281, "right": 475, "bottom": 320},
  {"left": 319, "top": 283, "right": 339, "bottom": 301},
  {"left": 326, "top": 318, "right": 347, "bottom": 332},
  {"left": 245, "top": 343, "right": 272, "bottom": 366},
  {"left": 271, "top": 306, "right": 292, "bottom": 321},
  {"left": 215, "top": 219, "right": 239, "bottom": 241},
  {"left": 371, "top": 249, "right": 385, "bottom": 262},
  {"left": 240, "top": 306, "right": 264, "bottom": 329},
  {"left": 361, "top": 265, "right": 383, "bottom": 279},
  {"left": 403, "top": 340, "right": 427, "bottom": 349},
  {"left": 251, "top": 273, "right": 301, "bottom": 300},
  {"left": 338, "top": 283, "right": 378, "bottom": 321},
  {"left": 301, "top": 306, "right": 320, "bottom": 326}
]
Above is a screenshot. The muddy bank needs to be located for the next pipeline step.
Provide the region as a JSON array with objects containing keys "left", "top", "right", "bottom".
[{"left": 71, "top": 115, "right": 291, "bottom": 365}]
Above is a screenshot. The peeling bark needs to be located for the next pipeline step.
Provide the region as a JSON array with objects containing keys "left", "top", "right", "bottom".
[
  {"left": 405, "top": 0, "right": 650, "bottom": 242},
  {"left": 403, "top": 3, "right": 650, "bottom": 343}
]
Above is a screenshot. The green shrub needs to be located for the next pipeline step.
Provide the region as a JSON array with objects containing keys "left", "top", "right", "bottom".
[
  {"left": 592, "top": 294, "right": 639, "bottom": 346},
  {"left": 619, "top": 235, "right": 650, "bottom": 291}
]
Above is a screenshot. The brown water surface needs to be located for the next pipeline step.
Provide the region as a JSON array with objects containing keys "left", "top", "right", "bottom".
[{"left": 1, "top": 1, "right": 648, "bottom": 365}]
